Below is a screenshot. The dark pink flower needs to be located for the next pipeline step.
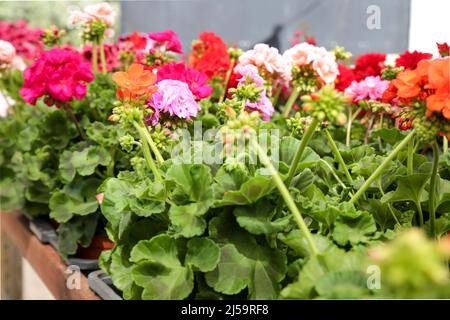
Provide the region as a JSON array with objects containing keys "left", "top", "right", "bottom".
[
  {"left": 157, "top": 62, "right": 212, "bottom": 99},
  {"left": 20, "top": 48, "right": 94, "bottom": 106},
  {"left": 0, "top": 20, "right": 44, "bottom": 61},
  {"left": 148, "top": 30, "right": 183, "bottom": 54}
]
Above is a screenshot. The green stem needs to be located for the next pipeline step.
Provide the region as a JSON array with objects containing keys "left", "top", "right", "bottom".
[
  {"left": 429, "top": 141, "right": 439, "bottom": 238},
  {"left": 407, "top": 137, "right": 414, "bottom": 175},
  {"left": 282, "top": 85, "right": 301, "bottom": 117},
  {"left": 324, "top": 128, "right": 353, "bottom": 184},
  {"left": 143, "top": 125, "right": 164, "bottom": 164},
  {"left": 134, "top": 122, "right": 163, "bottom": 182},
  {"left": 443, "top": 136, "right": 448, "bottom": 154},
  {"left": 98, "top": 38, "right": 107, "bottom": 74},
  {"left": 92, "top": 42, "right": 98, "bottom": 73},
  {"left": 106, "top": 148, "right": 116, "bottom": 177},
  {"left": 349, "top": 131, "right": 415, "bottom": 205},
  {"left": 251, "top": 138, "right": 319, "bottom": 256},
  {"left": 64, "top": 105, "right": 86, "bottom": 139},
  {"left": 319, "top": 159, "right": 347, "bottom": 190},
  {"left": 378, "top": 182, "right": 400, "bottom": 226},
  {"left": 219, "top": 59, "right": 235, "bottom": 103},
  {"left": 285, "top": 118, "right": 320, "bottom": 187},
  {"left": 271, "top": 84, "right": 282, "bottom": 107},
  {"left": 417, "top": 202, "right": 424, "bottom": 226}
]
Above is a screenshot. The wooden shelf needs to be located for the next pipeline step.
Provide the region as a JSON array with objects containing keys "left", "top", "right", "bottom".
[{"left": 0, "top": 211, "right": 100, "bottom": 300}]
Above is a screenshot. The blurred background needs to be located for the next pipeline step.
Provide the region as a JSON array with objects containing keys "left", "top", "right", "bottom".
[{"left": 0, "top": 0, "right": 448, "bottom": 55}]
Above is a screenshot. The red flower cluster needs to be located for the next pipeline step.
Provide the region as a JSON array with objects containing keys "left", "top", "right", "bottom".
[
  {"left": 188, "top": 32, "right": 230, "bottom": 79},
  {"left": 20, "top": 48, "right": 94, "bottom": 106},
  {"left": 353, "top": 52, "right": 386, "bottom": 81},
  {"left": 0, "top": 20, "right": 44, "bottom": 60},
  {"left": 437, "top": 42, "right": 449, "bottom": 57},
  {"left": 82, "top": 42, "right": 121, "bottom": 72},
  {"left": 335, "top": 64, "right": 356, "bottom": 91},
  {"left": 395, "top": 50, "right": 432, "bottom": 70}
]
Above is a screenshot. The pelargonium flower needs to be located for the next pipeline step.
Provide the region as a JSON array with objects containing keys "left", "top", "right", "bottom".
[
  {"left": 353, "top": 52, "right": 386, "bottom": 81},
  {"left": 0, "top": 40, "right": 16, "bottom": 65},
  {"left": 344, "top": 76, "right": 389, "bottom": 102},
  {"left": 113, "top": 63, "right": 157, "bottom": 100},
  {"left": 147, "top": 79, "right": 200, "bottom": 125},
  {"left": 237, "top": 43, "right": 291, "bottom": 82},
  {"left": 188, "top": 32, "right": 230, "bottom": 79},
  {"left": 69, "top": 2, "right": 116, "bottom": 27},
  {"left": 283, "top": 43, "right": 339, "bottom": 84},
  {"left": 234, "top": 64, "right": 274, "bottom": 120},
  {"left": 0, "top": 20, "right": 44, "bottom": 60},
  {"left": 335, "top": 64, "right": 355, "bottom": 91},
  {"left": 395, "top": 50, "right": 433, "bottom": 70},
  {"left": 20, "top": 48, "right": 94, "bottom": 106},
  {"left": 437, "top": 42, "right": 449, "bottom": 57},
  {"left": 157, "top": 62, "right": 212, "bottom": 99},
  {"left": 148, "top": 30, "right": 183, "bottom": 54},
  {"left": 423, "top": 58, "right": 449, "bottom": 119}
]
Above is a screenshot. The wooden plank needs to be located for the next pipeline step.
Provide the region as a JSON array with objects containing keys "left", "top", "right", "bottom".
[
  {"left": 1, "top": 228, "right": 23, "bottom": 299},
  {"left": 0, "top": 211, "right": 100, "bottom": 300}
]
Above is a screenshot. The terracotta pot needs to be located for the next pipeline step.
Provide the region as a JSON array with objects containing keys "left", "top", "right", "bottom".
[{"left": 77, "top": 235, "right": 115, "bottom": 260}]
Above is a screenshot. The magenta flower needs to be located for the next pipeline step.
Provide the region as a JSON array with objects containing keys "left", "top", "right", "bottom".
[
  {"left": 344, "top": 76, "right": 389, "bottom": 102},
  {"left": 157, "top": 62, "right": 212, "bottom": 99},
  {"left": 148, "top": 30, "right": 183, "bottom": 54},
  {"left": 20, "top": 48, "right": 94, "bottom": 106},
  {"left": 234, "top": 64, "right": 274, "bottom": 121},
  {"left": 147, "top": 79, "right": 200, "bottom": 125}
]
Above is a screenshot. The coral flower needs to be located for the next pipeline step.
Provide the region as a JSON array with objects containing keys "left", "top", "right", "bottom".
[
  {"left": 425, "top": 58, "right": 450, "bottom": 119},
  {"left": 112, "top": 63, "right": 157, "bottom": 100},
  {"left": 392, "top": 69, "right": 423, "bottom": 99}
]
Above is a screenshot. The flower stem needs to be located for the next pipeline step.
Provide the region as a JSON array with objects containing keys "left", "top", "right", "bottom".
[
  {"left": 251, "top": 138, "right": 319, "bottom": 257},
  {"left": 285, "top": 117, "right": 320, "bottom": 187},
  {"left": 98, "top": 38, "right": 107, "bottom": 74},
  {"left": 63, "top": 105, "right": 86, "bottom": 139},
  {"left": 143, "top": 125, "right": 164, "bottom": 164},
  {"left": 92, "top": 42, "right": 98, "bottom": 73},
  {"left": 271, "top": 84, "right": 282, "bottom": 107},
  {"left": 429, "top": 141, "right": 439, "bottom": 238},
  {"left": 407, "top": 137, "right": 414, "bottom": 175},
  {"left": 324, "top": 128, "right": 353, "bottom": 184},
  {"left": 443, "top": 136, "right": 448, "bottom": 153},
  {"left": 282, "top": 85, "right": 301, "bottom": 117},
  {"left": 134, "top": 122, "right": 163, "bottom": 182},
  {"left": 219, "top": 59, "right": 235, "bottom": 103},
  {"left": 349, "top": 130, "right": 415, "bottom": 205}
]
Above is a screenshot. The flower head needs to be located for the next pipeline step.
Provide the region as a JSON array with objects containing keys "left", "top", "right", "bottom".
[
  {"left": 113, "top": 63, "right": 157, "bottom": 100},
  {"left": 147, "top": 79, "right": 200, "bottom": 125},
  {"left": 188, "top": 32, "right": 230, "bottom": 79},
  {"left": 424, "top": 58, "right": 450, "bottom": 119},
  {"left": 157, "top": 62, "right": 212, "bottom": 99},
  {"left": 0, "top": 20, "right": 44, "bottom": 61},
  {"left": 437, "top": 42, "right": 449, "bottom": 57},
  {"left": 353, "top": 52, "right": 386, "bottom": 81},
  {"left": 148, "top": 30, "right": 183, "bottom": 54},
  {"left": 335, "top": 64, "right": 355, "bottom": 91},
  {"left": 0, "top": 40, "right": 17, "bottom": 65},
  {"left": 344, "top": 76, "right": 389, "bottom": 102},
  {"left": 238, "top": 43, "right": 291, "bottom": 82},
  {"left": 395, "top": 50, "right": 433, "bottom": 70},
  {"left": 69, "top": 2, "right": 116, "bottom": 27},
  {"left": 20, "top": 48, "right": 94, "bottom": 106}
]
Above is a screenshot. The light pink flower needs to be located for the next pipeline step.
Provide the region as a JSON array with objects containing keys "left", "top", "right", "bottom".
[
  {"left": 238, "top": 43, "right": 291, "bottom": 82},
  {"left": 69, "top": 2, "right": 116, "bottom": 30},
  {"left": 0, "top": 40, "right": 16, "bottom": 65},
  {"left": 283, "top": 43, "right": 339, "bottom": 84},
  {"left": 344, "top": 76, "right": 389, "bottom": 102},
  {"left": 147, "top": 79, "right": 200, "bottom": 124}
]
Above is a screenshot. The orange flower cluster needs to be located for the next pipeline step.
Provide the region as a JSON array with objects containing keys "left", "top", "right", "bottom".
[
  {"left": 384, "top": 58, "right": 449, "bottom": 119},
  {"left": 112, "top": 63, "right": 157, "bottom": 100}
]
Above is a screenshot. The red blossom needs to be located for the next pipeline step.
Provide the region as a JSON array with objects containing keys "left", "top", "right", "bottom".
[
  {"left": 353, "top": 52, "right": 386, "bottom": 81},
  {"left": 395, "top": 50, "right": 432, "bottom": 70},
  {"left": 437, "top": 42, "right": 449, "bottom": 57},
  {"left": 335, "top": 64, "right": 356, "bottom": 91}
]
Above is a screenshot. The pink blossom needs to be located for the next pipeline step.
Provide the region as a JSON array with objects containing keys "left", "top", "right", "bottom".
[
  {"left": 234, "top": 64, "right": 274, "bottom": 121},
  {"left": 344, "top": 76, "right": 389, "bottom": 102},
  {"left": 147, "top": 79, "right": 200, "bottom": 124},
  {"left": 84, "top": 2, "right": 116, "bottom": 27},
  {"left": 148, "top": 30, "right": 183, "bottom": 54},
  {"left": 0, "top": 20, "right": 44, "bottom": 61},
  {"left": 0, "top": 40, "right": 17, "bottom": 65},
  {"left": 238, "top": 43, "right": 291, "bottom": 82},
  {"left": 157, "top": 62, "right": 212, "bottom": 99},
  {"left": 96, "top": 193, "right": 104, "bottom": 204},
  {"left": 283, "top": 42, "right": 339, "bottom": 84},
  {"left": 20, "top": 48, "right": 94, "bottom": 106}
]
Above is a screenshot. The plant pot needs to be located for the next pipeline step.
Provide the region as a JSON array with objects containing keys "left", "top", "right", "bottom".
[{"left": 77, "top": 235, "right": 115, "bottom": 260}]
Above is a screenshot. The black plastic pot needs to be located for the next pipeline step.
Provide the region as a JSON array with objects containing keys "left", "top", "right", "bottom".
[{"left": 88, "top": 270, "right": 123, "bottom": 300}]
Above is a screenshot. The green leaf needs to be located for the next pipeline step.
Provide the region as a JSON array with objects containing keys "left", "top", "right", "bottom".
[
  {"left": 71, "top": 145, "right": 112, "bottom": 176},
  {"left": 217, "top": 175, "right": 275, "bottom": 206},
  {"left": 371, "top": 127, "right": 406, "bottom": 146},
  {"left": 424, "top": 214, "right": 450, "bottom": 238},
  {"left": 280, "top": 137, "right": 320, "bottom": 170},
  {"left": 233, "top": 199, "right": 290, "bottom": 235},
  {"left": 381, "top": 173, "right": 429, "bottom": 207},
  {"left": 315, "top": 271, "right": 369, "bottom": 299},
  {"left": 333, "top": 210, "right": 377, "bottom": 246},
  {"left": 56, "top": 213, "right": 98, "bottom": 257},
  {"left": 168, "top": 203, "right": 207, "bottom": 238},
  {"left": 101, "top": 178, "right": 129, "bottom": 228},
  {"left": 278, "top": 229, "right": 334, "bottom": 257},
  {"left": 362, "top": 199, "right": 397, "bottom": 231},
  {"left": 185, "top": 238, "right": 220, "bottom": 272}
]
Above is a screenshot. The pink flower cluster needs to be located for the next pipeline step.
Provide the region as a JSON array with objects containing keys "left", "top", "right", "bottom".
[
  {"left": 20, "top": 48, "right": 94, "bottom": 106},
  {"left": 283, "top": 42, "right": 339, "bottom": 84},
  {"left": 238, "top": 43, "right": 291, "bottom": 82},
  {"left": 69, "top": 2, "right": 116, "bottom": 28},
  {"left": 148, "top": 30, "right": 183, "bottom": 54},
  {"left": 234, "top": 64, "right": 274, "bottom": 121},
  {"left": 157, "top": 62, "right": 212, "bottom": 99},
  {"left": 344, "top": 76, "right": 389, "bottom": 102},
  {"left": 147, "top": 79, "right": 200, "bottom": 125},
  {"left": 0, "top": 20, "right": 44, "bottom": 61}
]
